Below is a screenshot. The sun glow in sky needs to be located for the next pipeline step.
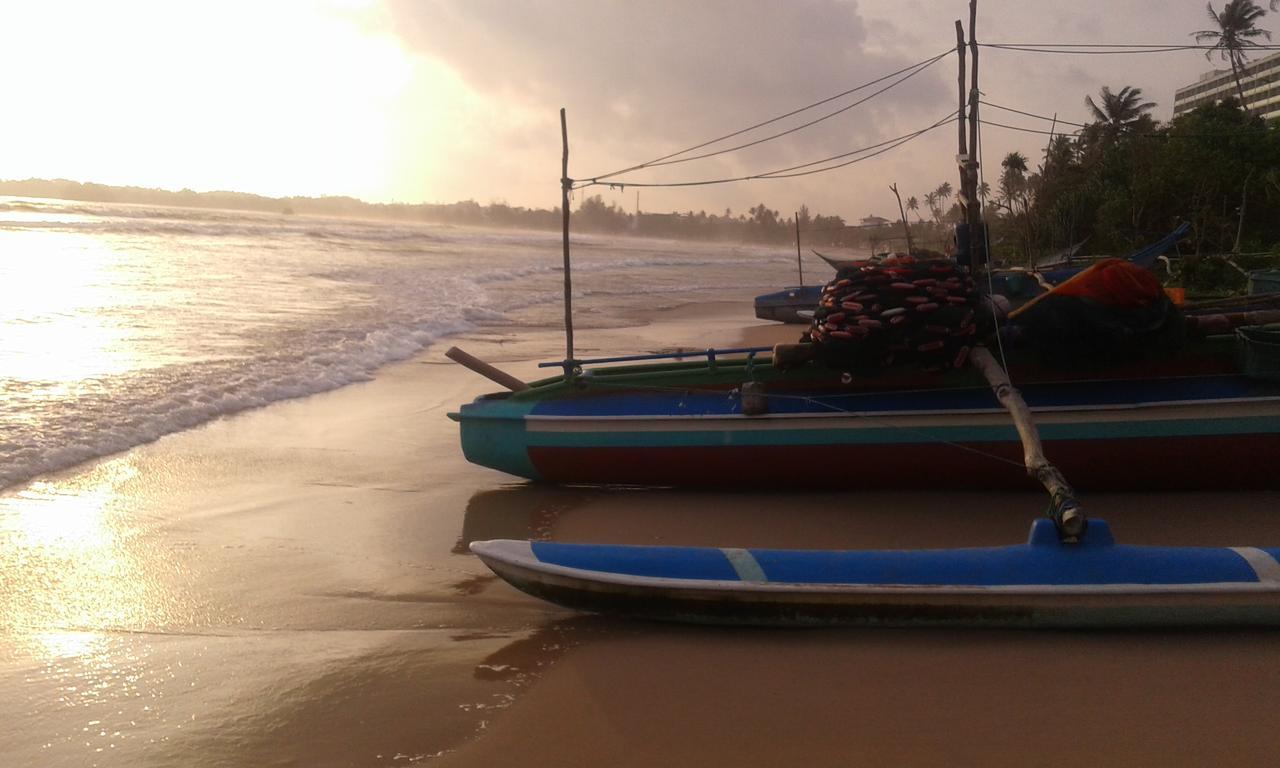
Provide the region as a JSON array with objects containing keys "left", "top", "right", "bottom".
[
  {"left": 0, "top": 0, "right": 426, "bottom": 202},
  {"left": 0, "top": 1, "right": 1249, "bottom": 218}
]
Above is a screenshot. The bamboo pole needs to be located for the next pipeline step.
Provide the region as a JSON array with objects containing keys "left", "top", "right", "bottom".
[
  {"left": 969, "top": 347, "right": 1087, "bottom": 539},
  {"left": 560, "top": 108, "right": 575, "bottom": 365}
]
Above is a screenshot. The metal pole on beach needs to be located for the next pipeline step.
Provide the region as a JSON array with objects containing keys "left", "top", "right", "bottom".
[{"left": 560, "top": 108, "right": 575, "bottom": 366}]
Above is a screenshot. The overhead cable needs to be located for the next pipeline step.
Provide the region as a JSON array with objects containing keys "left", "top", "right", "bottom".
[
  {"left": 583, "top": 48, "right": 954, "bottom": 184},
  {"left": 575, "top": 110, "right": 957, "bottom": 190}
]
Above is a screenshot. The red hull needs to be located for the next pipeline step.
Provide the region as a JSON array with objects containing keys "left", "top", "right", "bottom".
[{"left": 529, "top": 434, "right": 1280, "bottom": 491}]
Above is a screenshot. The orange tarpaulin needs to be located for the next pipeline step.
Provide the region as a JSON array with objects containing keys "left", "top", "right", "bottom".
[{"left": 1009, "top": 258, "right": 1164, "bottom": 320}]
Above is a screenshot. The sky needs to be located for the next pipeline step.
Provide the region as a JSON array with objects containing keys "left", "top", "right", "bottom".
[{"left": 0, "top": 0, "right": 1266, "bottom": 222}]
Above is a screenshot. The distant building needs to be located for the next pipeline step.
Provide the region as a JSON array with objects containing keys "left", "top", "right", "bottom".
[
  {"left": 859, "top": 215, "right": 891, "bottom": 228},
  {"left": 1173, "top": 51, "right": 1280, "bottom": 121}
]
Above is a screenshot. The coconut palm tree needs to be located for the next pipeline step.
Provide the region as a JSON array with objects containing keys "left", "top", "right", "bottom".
[
  {"left": 906, "top": 196, "right": 922, "bottom": 222},
  {"left": 1194, "top": 0, "right": 1272, "bottom": 110},
  {"left": 1084, "top": 86, "right": 1157, "bottom": 141},
  {"left": 924, "top": 191, "right": 940, "bottom": 223}
]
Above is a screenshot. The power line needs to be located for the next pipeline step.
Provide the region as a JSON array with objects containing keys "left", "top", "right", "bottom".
[
  {"left": 619, "top": 52, "right": 951, "bottom": 174},
  {"left": 981, "top": 100, "right": 1089, "bottom": 129},
  {"left": 575, "top": 111, "right": 956, "bottom": 190},
  {"left": 982, "top": 42, "right": 1280, "bottom": 55},
  {"left": 576, "top": 112, "right": 957, "bottom": 190},
  {"left": 978, "top": 116, "right": 1273, "bottom": 141},
  {"left": 978, "top": 118, "right": 1079, "bottom": 137},
  {"left": 581, "top": 49, "right": 954, "bottom": 184}
]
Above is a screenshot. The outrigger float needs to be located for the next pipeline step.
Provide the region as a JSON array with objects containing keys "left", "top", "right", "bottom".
[{"left": 469, "top": 519, "right": 1280, "bottom": 628}]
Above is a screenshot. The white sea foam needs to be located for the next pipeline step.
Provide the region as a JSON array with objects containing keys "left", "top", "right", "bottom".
[{"left": 0, "top": 198, "right": 805, "bottom": 490}]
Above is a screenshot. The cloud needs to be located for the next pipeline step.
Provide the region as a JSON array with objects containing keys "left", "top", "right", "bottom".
[{"left": 386, "top": 0, "right": 951, "bottom": 184}]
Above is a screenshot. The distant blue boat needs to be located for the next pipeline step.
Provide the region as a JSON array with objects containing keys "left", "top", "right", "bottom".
[
  {"left": 753, "top": 284, "right": 823, "bottom": 323},
  {"left": 471, "top": 519, "right": 1280, "bottom": 628}
]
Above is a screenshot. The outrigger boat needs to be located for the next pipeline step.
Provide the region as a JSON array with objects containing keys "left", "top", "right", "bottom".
[
  {"left": 455, "top": 11, "right": 1280, "bottom": 626},
  {"left": 447, "top": 308, "right": 1280, "bottom": 491},
  {"left": 469, "top": 347, "right": 1280, "bottom": 628}
]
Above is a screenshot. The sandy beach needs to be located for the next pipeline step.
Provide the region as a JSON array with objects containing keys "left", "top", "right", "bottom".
[{"left": 5, "top": 301, "right": 1280, "bottom": 767}]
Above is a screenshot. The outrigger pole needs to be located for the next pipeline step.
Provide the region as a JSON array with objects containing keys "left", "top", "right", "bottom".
[{"left": 970, "top": 348, "right": 1087, "bottom": 539}]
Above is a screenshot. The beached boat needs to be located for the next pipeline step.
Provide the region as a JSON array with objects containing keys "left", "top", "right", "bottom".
[
  {"left": 753, "top": 284, "right": 823, "bottom": 323},
  {"left": 470, "top": 518, "right": 1280, "bottom": 628},
  {"left": 447, "top": 320, "right": 1280, "bottom": 491}
]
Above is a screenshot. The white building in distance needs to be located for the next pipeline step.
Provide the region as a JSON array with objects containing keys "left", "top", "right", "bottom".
[{"left": 1173, "top": 50, "right": 1280, "bottom": 121}]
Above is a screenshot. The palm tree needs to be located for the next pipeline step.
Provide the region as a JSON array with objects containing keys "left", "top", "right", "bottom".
[
  {"left": 935, "top": 182, "right": 953, "bottom": 205},
  {"left": 1194, "top": 1, "right": 1271, "bottom": 110},
  {"left": 906, "top": 196, "right": 922, "bottom": 222},
  {"left": 924, "top": 191, "right": 941, "bottom": 223},
  {"left": 999, "top": 152, "right": 1030, "bottom": 206},
  {"left": 1084, "top": 86, "right": 1157, "bottom": 141}
]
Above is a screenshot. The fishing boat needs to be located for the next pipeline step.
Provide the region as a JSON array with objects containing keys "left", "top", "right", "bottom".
[
  {"left": 753, "top": 284, "right": 823, "bottom": 323},
  {"left": 447, "top": 312, "right": 1280, "bottom": 491},
  {"left": 470, "top": 517, "right": 1280, "bottom": 628}
]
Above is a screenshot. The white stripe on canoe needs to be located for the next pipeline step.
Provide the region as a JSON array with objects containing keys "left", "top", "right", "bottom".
[
  {"left": 524, "top": 399, "right": 1280, "bottom": 434},
  {"left": 1231, "top": 547, "right": 1280, "bottom": 583},
  {"left": 722, "top": 548, "right": 767, "bottom": 582}
]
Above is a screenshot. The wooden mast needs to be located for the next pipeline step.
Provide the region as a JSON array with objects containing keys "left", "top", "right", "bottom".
[
  {"left": 964, "top": 0, "right": 982, "bottom": 263},
  {"left": 559, "top": 108, "right": 575, "bottom": 369}
]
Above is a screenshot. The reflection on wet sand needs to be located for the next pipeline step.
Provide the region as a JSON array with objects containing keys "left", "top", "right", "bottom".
[
  {"left": 454, "top": 484, "right": 602, "bottom": 554},
  {"left": 0, "top": 458, "right": 203, "bottom": 658}
]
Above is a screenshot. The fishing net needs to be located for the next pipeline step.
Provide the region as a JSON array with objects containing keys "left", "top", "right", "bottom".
[{"left": 803, "top": 256, "right": 978, "bottom": 373}]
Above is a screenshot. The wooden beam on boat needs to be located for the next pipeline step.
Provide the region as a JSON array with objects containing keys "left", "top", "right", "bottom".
[
  {"left": 969, "top": 346, "right": 1086, "bottom": 539},
  {"left": 1186, "top": 309, "right": 1280, "bottom": 337},
  {"left": 446, "top": 347, "right": 530, "bottom": 392}
]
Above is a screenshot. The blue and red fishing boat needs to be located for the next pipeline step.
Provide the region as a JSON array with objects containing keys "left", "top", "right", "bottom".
[{"left": 449, "top": 319, "right": 1280, "bottom": 491}]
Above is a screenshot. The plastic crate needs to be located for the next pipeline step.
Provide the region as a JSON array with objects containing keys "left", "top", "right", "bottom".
[
  {"left": 1247, "top": 270, "right": 1280, "bottom": 295},
  {"left": 1236, "top": 324, "right": 1280, "bottom": 381}
]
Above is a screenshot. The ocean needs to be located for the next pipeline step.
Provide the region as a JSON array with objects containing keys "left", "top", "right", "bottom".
[{"left": 0, "top": 197, "right": 797, "bottom": 491}]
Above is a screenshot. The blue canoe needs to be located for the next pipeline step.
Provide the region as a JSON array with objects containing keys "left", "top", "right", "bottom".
[{"left": 471, "top": 519, "right": 1280, "bottom": 628}]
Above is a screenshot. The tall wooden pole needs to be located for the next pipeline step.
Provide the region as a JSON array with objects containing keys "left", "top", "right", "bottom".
[
  {"left": 965, "top": 0, "right": 982, "bottom": 265},
  {"left": 955, "top": 20, "right": 967, "bottom": 171},
  {"left": 560, "top": 108, "right": 575, "bottom": 363},
  {"left": 794, "top": 212, "right": 804, "bottom": 285}
]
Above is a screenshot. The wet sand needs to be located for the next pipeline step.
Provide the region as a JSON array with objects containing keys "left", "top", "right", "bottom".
[{"left": 4, "top": 303, "right": 1280, "bottom": 767}]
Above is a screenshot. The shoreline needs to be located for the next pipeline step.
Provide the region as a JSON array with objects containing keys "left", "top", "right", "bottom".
[{"left": 6, "top": 300, "right": 1280, "bottom": 767}]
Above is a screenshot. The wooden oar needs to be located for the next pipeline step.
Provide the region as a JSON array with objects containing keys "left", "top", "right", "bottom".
[{"left": 969, "top": 346, "right": 1086, "bottom": 540}]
